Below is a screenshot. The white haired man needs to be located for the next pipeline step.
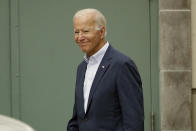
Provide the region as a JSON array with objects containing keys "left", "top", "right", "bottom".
[{"left": 67, "top": 8, "right": 144, "bottom": 131}]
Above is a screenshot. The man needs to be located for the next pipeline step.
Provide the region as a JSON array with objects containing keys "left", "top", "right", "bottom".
[{"left": 67, "top": 8, "right": 144, "bottom": 131}]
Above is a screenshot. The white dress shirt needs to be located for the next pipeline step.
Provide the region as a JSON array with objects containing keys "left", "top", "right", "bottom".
[{"left": 83, "top": 42, "right": 109, "bottom": 112}]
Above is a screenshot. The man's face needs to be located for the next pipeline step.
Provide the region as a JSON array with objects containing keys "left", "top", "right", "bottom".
[{"left": 74, "top": 15, "right": 104, "bottom": 57}]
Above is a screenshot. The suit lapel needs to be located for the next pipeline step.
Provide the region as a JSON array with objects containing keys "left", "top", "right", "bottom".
[
  {"left": 85, "top": 46, "right": 112, "bottom": 114},
  {"left": 77, "top": 61, "right": 87, "bottom": 118}
]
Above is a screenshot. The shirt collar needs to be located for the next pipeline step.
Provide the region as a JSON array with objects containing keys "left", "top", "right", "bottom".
[{"left": 84, "top": 42, "right": 109, "bottom": 64}]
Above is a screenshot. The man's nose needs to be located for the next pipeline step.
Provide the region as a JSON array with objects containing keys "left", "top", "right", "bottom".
[{"left": 78, "top": 33, "right": 84, "bottom": 41}]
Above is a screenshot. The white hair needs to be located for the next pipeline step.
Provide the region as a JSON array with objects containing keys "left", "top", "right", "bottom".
[{"left": 73, "top": 8, "right": 107, "bottom": 35}]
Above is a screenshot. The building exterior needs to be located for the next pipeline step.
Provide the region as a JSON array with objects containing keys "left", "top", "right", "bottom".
[
  {"left": 159, "top": 0, "right": 195, "bottom": 130},
  {"left": 0, "top": 0, "right": 195, "bottom": 131}
]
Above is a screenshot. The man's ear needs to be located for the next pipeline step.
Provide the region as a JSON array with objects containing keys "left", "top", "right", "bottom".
[{"left": 100, "top": 26, "right": 106, "bottom": 39}]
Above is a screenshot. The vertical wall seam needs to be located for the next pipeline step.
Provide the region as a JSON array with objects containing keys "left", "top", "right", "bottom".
[
  {"left": 10, "top": 0, "right": 21, "bottom": 119},
  {"left": 149, "top": 0, "right": 152, "bottom": 110},
  {"left": 8, "top": 0, "right": 13, "bottom": 117},
  {"left": 150, "top": 0, "right": 161, "bottom": 130},
  {"left": 17, "top": 0, "right": 21, "bottom": 120}
]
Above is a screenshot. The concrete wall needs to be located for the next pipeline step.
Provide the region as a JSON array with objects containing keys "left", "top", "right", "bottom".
[
  {"left": 159, "top": 0, "right": 192, "bottom": 131},
  {"left": 191, "top": 0, "right": 196, "bottom": 130}
]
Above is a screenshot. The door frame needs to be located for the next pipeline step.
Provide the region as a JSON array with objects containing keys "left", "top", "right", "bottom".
[{"left": 149, "top": 0, "right": 160, "bottom": 130}]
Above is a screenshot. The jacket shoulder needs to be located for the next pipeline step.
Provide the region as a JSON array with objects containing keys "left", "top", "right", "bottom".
[{"left": 109, "top": 47, "right": 136, "bottom": 67}]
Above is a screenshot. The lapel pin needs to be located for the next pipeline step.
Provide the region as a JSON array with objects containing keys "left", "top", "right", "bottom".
[{"left": 102, "top": 66, "right": 105, "bottom": 69}]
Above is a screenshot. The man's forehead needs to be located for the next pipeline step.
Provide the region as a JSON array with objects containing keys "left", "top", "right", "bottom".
[{"left": 74, "top": 24, "right": 94, "bottom": 31}]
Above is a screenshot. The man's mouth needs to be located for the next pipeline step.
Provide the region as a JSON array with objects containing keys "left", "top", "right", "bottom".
[{"left": 78, "top": 42, "right": 88, "bottom": 47}]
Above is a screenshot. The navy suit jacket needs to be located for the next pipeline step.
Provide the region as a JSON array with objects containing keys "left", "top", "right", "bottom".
[{"left": 67, "top": 45, "right": 144, "bottom": 131}]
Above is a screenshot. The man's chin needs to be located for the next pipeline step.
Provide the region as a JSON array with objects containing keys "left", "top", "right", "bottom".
[{"left": 80, "top": 48, "right": 88, "bottom": 54}]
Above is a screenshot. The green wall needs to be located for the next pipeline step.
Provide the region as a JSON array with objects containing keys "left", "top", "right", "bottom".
[{"left": 0, "top": 0, "right": 11, "bottom": 116}]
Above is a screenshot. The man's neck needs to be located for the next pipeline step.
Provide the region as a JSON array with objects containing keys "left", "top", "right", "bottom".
[{"left": 87, "top": 39, "right": 107, "bottom": 57}]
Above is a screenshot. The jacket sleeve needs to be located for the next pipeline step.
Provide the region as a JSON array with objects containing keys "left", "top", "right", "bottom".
[
  {"left": 67, "top": 101, "right": 79, "bottom": 131},
  {"left": 116, "top": 60, "right": 144, "bottom": 131},
  {"left": 67, "top": 65, "right": 82, "bottom": 131}
]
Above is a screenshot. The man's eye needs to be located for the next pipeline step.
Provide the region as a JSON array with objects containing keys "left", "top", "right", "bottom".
[
  {"left": 84, "top": 30, "right": 89, "bottom": 33},
  {"left": 74, "top": 31, "right": 79, "bottom": 34}
]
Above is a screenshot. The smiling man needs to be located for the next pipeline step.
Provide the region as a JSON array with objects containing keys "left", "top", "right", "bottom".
[
  {"left": 73, "top": 9, "right": 106, "bottom": 57},
  {"left": 67, "top": 8, "right": 144, "bottom": 131}
]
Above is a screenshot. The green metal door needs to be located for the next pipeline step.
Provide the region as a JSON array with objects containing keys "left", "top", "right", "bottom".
[
  {"left": 0, "top": 0, "right": 11, "bottom": 116},
  {"left": 4, "top": 0, "right": 159, "bottom": 131}
]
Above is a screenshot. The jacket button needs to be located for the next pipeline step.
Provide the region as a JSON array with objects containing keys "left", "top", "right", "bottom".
[{"left": 84, "top": 117, "right": 88, "bottom": 121}]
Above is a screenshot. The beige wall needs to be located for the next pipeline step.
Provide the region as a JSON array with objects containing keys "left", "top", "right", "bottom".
[
  {"left": 159, "top": 0, "right": 194, "bottom": 130},
  {"left": 159, "top": 0, "right": 192, "bottom": 131},
  {"left": 192, "top": 0, "right": 196, "bottom": 130}
]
